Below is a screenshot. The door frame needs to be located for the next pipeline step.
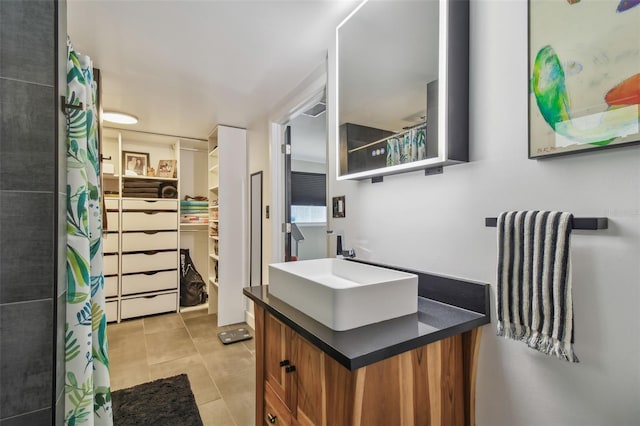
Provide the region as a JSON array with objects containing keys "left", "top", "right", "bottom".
[{"left": 269, "top": 63, "right": 327, "bottom": 264}]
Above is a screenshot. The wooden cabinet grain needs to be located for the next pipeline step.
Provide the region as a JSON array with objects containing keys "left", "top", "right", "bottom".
[{"left": 255, "top": 304, "right": 481, "bottom": 426}]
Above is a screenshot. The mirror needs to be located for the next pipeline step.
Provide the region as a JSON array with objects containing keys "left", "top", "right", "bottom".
[
  {"left": 337, "top": 0, "right": 469, "bottom": 180},
  {"left": 250, "top": 171, "right": 263, "bottom": 286}
]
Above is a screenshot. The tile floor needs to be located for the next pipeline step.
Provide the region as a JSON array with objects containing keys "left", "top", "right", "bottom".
[{"left": 107, "top": 309, "right": 256, "bottom": 426}]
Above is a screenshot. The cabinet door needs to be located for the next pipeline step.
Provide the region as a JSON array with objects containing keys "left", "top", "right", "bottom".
[
  {"left": 291, "top": 332, "right": 325, "bottom": 426},
  {"left": 264, "top": 314, "right": 293, "bottom": 410}
]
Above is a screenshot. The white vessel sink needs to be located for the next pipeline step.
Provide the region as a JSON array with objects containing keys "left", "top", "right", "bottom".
[{"left": 268, "top": 258, "right": 418, "bottom": 331}]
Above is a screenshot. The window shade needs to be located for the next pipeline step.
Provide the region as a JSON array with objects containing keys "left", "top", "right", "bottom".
[{"left": 291, "top": 172, "right": 326, "bottom": 206}]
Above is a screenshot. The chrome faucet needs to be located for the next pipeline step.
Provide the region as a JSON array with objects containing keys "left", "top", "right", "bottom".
[{"left": 336, "top": 235, "right": 356, "bottom": 258}]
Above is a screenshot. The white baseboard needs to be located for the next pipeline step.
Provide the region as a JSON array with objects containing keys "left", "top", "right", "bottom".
[{"left": 245, "top": 310, "right": 255, "bottom": 330}]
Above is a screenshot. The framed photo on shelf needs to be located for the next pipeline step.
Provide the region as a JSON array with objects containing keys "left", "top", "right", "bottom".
[
  {"left": 156, "top": 159, "right": 177, "bottom": 178},
  {"left": 528, "top": 0, "right": 640, "bottom": 159},
  {"left": 122, "top": 151, "right": 149, "bottom": 176}
]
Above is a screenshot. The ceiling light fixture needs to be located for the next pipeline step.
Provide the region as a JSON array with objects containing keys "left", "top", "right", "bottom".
[{"left": 103, "top": 111, "right": 138, "bottom": 125}]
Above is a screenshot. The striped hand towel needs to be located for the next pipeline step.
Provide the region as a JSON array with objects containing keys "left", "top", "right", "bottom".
[{"left": 496, "top": 211, "right": 579, "bottom": 362}]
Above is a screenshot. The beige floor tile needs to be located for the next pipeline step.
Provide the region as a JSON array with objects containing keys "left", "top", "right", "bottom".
[
  {"left": 198, "top": 398, "right": 237, "bottom": 426},
  {"left": 107, "top": 319, "right": 144, "bottom": 348},
  {"left": 108, "top": 333, "right": 147, "bottom": 364},
  {"left": 145, "top": 327, "right": 199, "bottom": 365},
  {"left": 184, "top": 313, "right": 227, "bottom": 341},
  {"left": 214, "top": 367, "right": 256, "bottom": 426},
  {"left": 199, "top": 341, "right": 255, "bottom": 381},
  {"left": 108, "top": 318, "right": 144, "bottom": 334},
  {"left": 109, "top": 361, "right": 150, "bottom": 391},
  {"left": 107, "top": 310, "right": 256, "bottom": 423},
  {"left": 148, "top": 354, "right": 221, "bottom": 405},
  {"left": 241, "top": 337, "right": 255, "bottom": 353},
  {"left": 180, "top": 307, "right": 210, "bottom": 320},
  {"left": 143, "top": 312, "right": 185, "bottom": 334}
]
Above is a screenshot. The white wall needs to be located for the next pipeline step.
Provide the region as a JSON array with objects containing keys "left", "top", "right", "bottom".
[
  {"left": 326, "top": 0, "right": 640, "bottom": 424},
  {"left": 248, "top": 118, "right": 272, "bottom": 285}
]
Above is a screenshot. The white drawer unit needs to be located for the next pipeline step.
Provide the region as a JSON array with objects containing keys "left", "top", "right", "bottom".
[
  {"left": 122, "top": 211, "right": 177, "bottom": 231},
  {"left": 105, "top": 199, "right": 119, "bottom": 211},
  {"left": 104, "top": 276, "right": 118, "bottom": 298},
  {"left": 103, "top": 233, "right": 119, "bottom": 253},
  {"left": 120, "top": 293, "right": 177, "bottom": 320},
  {"left": 105, "top": 301, "right": 118, "bottom": 323},
  {"left": 101, "top": 136, "right": 185, "bottom": 323},
  {"left": 121, "top": 231, "right": 177, "bottom": 252},
  {"left": 121, "top": 270, "right": 178, "bottom": 295},
  {"left": 106, "top": 212, "right": 119, "bottom": 232},
  {"left": 103, "top": 254, "right": 118, "bottom": 276},
  {"left": 121, "top": 251, "right": 177, "bottom": 274},
  {"left": 122, "top": 199, "right": 177, "bottom": 211}
]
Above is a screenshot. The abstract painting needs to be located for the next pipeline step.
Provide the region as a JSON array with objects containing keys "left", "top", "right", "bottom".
[{"left": 529, "top": 0, "right": 640, "bottom": 158}]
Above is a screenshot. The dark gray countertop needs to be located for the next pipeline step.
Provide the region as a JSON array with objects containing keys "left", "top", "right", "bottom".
[{"left": 244, "top": 284, "right": 490, "bottom": 370}]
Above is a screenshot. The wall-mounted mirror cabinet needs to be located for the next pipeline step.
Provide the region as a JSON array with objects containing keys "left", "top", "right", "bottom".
[{"left": 336, "top": 0, "right": 469, "bottom": 180}]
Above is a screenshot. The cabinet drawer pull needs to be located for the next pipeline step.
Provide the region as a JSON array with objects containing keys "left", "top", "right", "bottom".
[
  {"left": 143, "top": 211, "right": 160, "bottom": 215},
  {"left": 267, "top": 413, "right": 277, "bottom": 424},
  {"left": 285, "top": 365, "right": 296, "bottom": 373},
  {"left": 279, "top": 360, "right": 290, "bottom": 367},
  {"left": 143, "top": 250, "right": 159, "bottom": 255}
]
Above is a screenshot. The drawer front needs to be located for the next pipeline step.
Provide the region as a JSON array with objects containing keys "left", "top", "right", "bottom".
[
  {"left": 122, "top": 199, "right": 177, "bottom": 211},
  {"left": 104, "top": 276, "right": 118, "bottom": 297},
  {"left": 121, "top": 270, "right": 178, "bottom": 295},
  {"left": 105, "top": 199, "right": 119, "bottom": 211},
  {"left": 122, "top": 211, "right": 177, "bottom": 231},
  {"left": 103, "top": 233, "right": 119, "bottom": 254},
  {"left": 120, "top": 293, "right": 177, "bottom": 319},
  {"left": 121, "top": 231, "right": 177, "bottom": 252},
  {"left": 121, "top": 251, "right": 177, "bottom": 274},
  {"left": 104, "top": 254, "right": 118, "bottom": 276},
  {"left": 264, "top": 382, "right": 292, "bottom": 426},
  {"left": 105, "top": 301, "right": 118, "bottom": 323},
  {"left": 106, "top": 212, "right": 119, "bottom": 232}
]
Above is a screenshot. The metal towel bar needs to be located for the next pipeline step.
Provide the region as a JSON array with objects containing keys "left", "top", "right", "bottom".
[{"left": 485, "top": 217, "right": 608, "bottom": 230}]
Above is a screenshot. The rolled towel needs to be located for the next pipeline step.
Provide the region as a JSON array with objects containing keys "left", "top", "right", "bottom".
[{"left": 496, "top": 211, "right": 578, "bottom": 362}]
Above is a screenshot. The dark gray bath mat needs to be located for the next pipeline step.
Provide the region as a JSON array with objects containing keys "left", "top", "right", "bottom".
[{"left": 111, "top": 374, "right": 203, "bottom": 425}]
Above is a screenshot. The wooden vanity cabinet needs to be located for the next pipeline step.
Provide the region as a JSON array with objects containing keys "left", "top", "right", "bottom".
[
  {"left": 255, "top": 304, "right": 481, "bottom": 426},
  {"left": 263, "top": 312, "right": 324, "bottom": 425}
]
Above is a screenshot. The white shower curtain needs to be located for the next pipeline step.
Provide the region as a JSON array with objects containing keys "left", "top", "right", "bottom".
[{"left": 65, "top": 38, "right": 113, "bottom": 426}]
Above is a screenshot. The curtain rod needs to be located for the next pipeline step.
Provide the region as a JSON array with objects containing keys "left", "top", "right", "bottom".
[{"left": 103, "top": 126, "right": 207, "bottom": 142}]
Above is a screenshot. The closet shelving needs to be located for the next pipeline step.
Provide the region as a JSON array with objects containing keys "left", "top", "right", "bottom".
[
  {"left": 208, "top": 141, "right": 220, "bottom": 295},
  {"left": 177, "top": 138, "right": 210, "bottom": 313},
  {"left": 101, "top": 128, "right": 181, "bottom": 322},
  {"left": 207, "top": 125, "right": 248, "bottom": 327},
  {"left": 100, "top": 127, "right": 247, "bottom": 325}
]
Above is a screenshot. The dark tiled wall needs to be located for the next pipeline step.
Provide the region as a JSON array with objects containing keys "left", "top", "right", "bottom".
[{"left": 0, "top": 0, "right": 65, "bottom": 425}]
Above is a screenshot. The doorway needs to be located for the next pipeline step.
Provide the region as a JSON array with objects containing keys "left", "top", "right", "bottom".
[
  {"left": 269, "top": 79, "right": 328, "bottom": 264},
  {"left": 285, "top": 102, "right": 328, "bottom": 261}
]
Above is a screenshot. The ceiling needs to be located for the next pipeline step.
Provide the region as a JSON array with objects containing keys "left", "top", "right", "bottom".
[{"left": 67, "top": 0, "right": 359, "bottom": 140}]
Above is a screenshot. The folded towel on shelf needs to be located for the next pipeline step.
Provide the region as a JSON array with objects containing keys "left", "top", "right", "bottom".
[
  {"left": 180, "top": 200, "right": 209, "bottom": 207},
  {"left": 122, "top": 181, "right": 160, "bottom": 188},
  {"left": 496, "top": 211, "right": 578, "bottom": 362},
  {"left": 179, "top": 206, "right": 208, "bottom": 211}
]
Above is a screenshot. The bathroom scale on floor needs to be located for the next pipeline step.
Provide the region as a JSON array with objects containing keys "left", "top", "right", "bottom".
[{"left": 218, "top": 327, "right": 252, "bottom": 345}]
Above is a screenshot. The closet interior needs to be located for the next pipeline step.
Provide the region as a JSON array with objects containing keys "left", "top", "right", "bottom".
[{"left": 101, "top": 125, "right": 247, "bottom": 326}]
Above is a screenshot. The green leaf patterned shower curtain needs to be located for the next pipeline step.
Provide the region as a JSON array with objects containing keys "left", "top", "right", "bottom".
[{"left": 65, "top": 38, "right": 113, "bottom": 426}]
